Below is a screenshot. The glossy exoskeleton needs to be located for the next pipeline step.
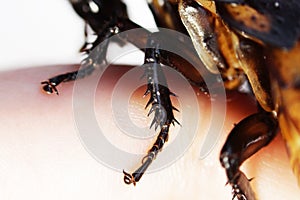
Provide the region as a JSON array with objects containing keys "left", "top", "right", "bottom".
[{"left": 41, "top": 0, "right": 300, "bottom": 199}]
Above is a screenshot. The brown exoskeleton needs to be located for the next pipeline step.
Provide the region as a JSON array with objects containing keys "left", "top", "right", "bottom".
[
  {"left": 41, "top": 0, "right": 300, "bottom": 199},
  {"left": 178, "top": 1, "right": 299, "bottom": 199}
]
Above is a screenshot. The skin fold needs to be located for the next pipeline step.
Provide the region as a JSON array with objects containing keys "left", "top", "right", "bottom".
[{"left": 0, "top": 64, "right": 299, "bottom": 200}]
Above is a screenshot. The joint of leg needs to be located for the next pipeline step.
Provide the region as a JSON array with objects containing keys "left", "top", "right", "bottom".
[{"left": 220, "top": 153, "right": 240, "bottom": 182}]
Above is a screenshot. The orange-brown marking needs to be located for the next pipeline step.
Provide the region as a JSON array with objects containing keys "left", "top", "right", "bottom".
[{"left": 225, "top": 4, "right": 271, "bottom": 33}]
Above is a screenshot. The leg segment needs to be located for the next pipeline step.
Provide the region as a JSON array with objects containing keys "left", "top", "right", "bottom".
[
  {"left": 41, "top": 63, "right": 95, "bottom": 95},
  {"left": 41, "top": 27, "right": 117, "bottom": 95},
  {"left": 123, "top": 33, "right": 179, "bottom": 185},
  {"left": 220, "top": 112, "right": 278, "bottom": 200}
]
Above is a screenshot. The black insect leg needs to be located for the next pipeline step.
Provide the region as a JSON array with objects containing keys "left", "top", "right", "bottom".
[
  {"left": 123, "top": 126, "right": 170, "bottom": 185},
  {"left": 41, "top": 27, "right": 119, "bottom": 95},
  {"left": 123, "top": 33, "right": 179, "bottom": 185},
  {"left": 41, "top": 58, "right": 100, "bottom": 95},
  {"left": 220, "top": 112, "right": 278, "bottom": 200}
]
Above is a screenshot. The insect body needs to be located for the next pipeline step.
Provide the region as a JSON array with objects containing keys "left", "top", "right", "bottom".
[{"left": 41, "top": 0, "right": 300, "bottom": 199}]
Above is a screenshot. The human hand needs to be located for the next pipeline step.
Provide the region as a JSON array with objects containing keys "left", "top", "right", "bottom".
[{"left": 0, "top": 64, "right": 299, "bottom": 200}]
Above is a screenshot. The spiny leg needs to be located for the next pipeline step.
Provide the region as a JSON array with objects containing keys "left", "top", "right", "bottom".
[
  {"left": 42, "top": 0, "right": 136, "bottom": 94},
  {"left": 220, "top": 112, "right": 278, "bottom": 200},
  {"left": 123, "top": 33, "right": 179, "bottom": 185}
]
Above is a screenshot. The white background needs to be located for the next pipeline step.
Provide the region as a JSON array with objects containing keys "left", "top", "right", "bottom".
[{"left": 0, "top": 0, "right": 156, "bottom": 71}]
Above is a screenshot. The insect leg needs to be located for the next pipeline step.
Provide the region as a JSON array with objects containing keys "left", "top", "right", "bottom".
[
  {"left": 220, "top": 112, "right": 278, "bottom": 200},
  {"left": 40, "top": 26, "right": 119, "bottom": 95},
  {"left": 41, "top": 63, "right": 95, "bottom": 95},
  {"left": 123, "top": 33, "right": 179, "bottom": 185}
]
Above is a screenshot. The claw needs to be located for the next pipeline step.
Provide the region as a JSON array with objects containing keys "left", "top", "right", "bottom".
[
  {"left": 123, "top": 170, "right": 136, "bottom": 186},
  {"left": 41, "top": 81, "right": 59, "bottom": 95}
]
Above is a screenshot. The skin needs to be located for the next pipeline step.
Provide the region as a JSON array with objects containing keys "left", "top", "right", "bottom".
[{"left": 0, "top": 64, "right": 299, "bottom": 200}]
